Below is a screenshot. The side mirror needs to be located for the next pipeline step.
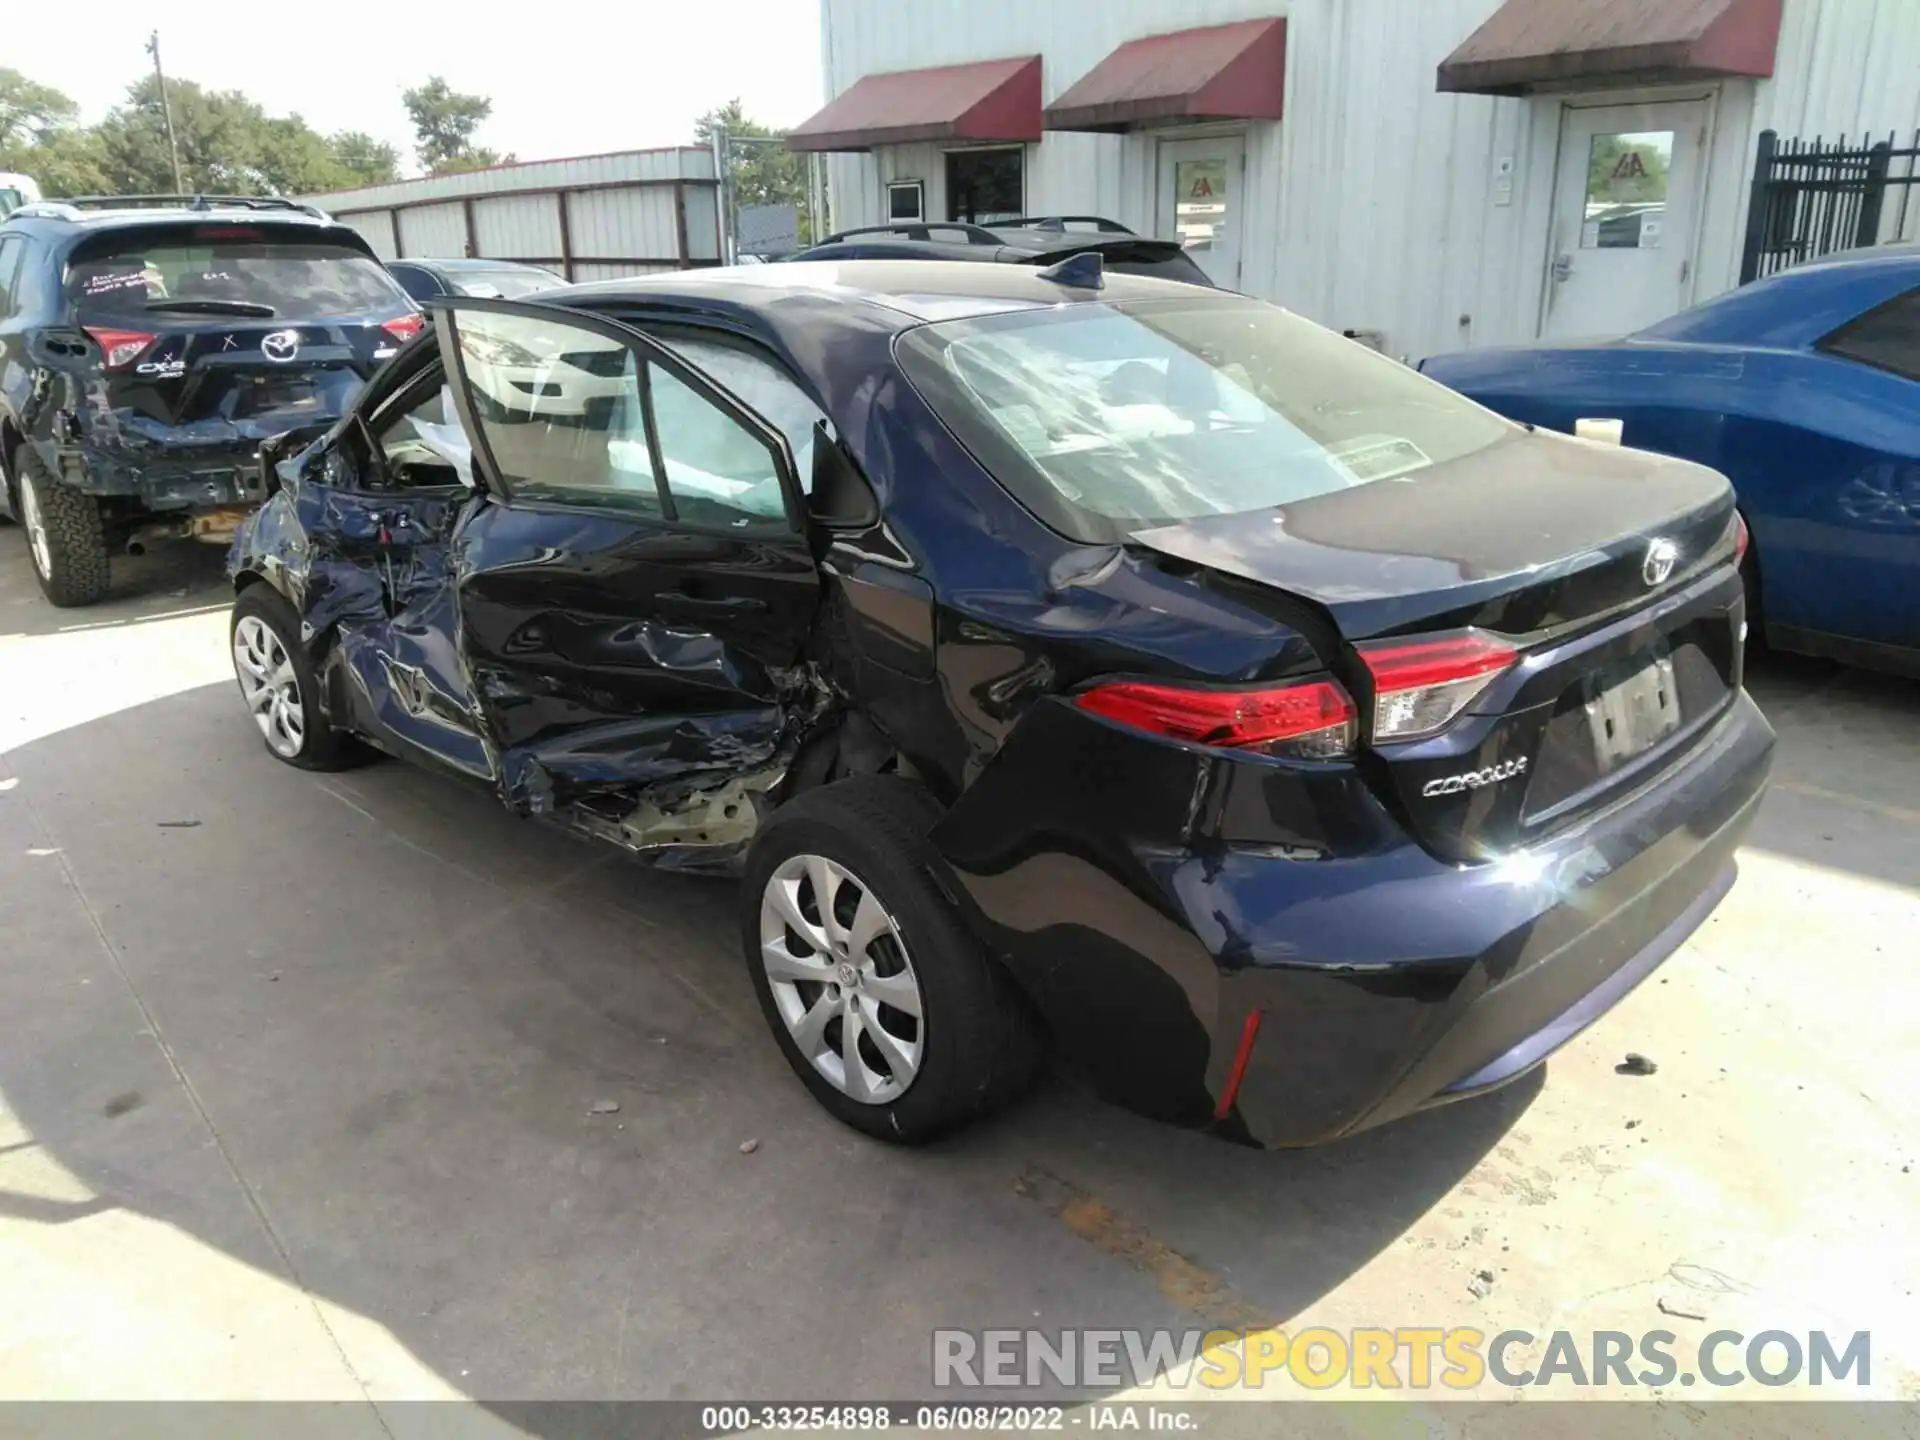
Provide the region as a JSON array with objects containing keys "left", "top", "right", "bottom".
[{"left": 807, "top": 422, "right": 878, "bottom": 529}]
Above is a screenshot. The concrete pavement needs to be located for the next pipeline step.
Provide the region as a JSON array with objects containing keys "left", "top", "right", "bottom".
[{"left": 1, "top": 531, "right": 1916, "bottom": 1426}]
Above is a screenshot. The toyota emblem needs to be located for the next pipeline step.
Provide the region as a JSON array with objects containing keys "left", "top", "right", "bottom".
[
  {"left": 1642, "top": 538, "right": 1679, "bottom": 587},
  {"left": 260, "top": 329, "right": 300, "bottom": 363}
]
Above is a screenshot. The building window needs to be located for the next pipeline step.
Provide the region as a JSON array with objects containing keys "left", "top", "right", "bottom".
[
  {"left": 887, "top": 180, "right": 925, "bottom": 223},
  {"left": 946, "top": 148, "right": 1024, "bottom": 225}
]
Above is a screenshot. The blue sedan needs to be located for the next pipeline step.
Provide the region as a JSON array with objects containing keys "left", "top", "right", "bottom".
[{"left": 1422, "top": 246, "right": 1920, "bottom": 678}]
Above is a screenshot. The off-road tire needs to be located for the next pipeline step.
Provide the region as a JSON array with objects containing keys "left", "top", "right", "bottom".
[
  {"left": 18, "top": 448, "right": 109, "bottom": 607},
  {"left": 229, "top": 584, "right": 359, "bottom": 771},
  {"left": 742, "top": 775, "right": 1044, "bottom": 1143}
]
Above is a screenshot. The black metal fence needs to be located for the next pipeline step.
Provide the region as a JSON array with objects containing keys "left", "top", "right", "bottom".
[{"left": 1738, "top": 128, "right": 1920, "bottom": 284}]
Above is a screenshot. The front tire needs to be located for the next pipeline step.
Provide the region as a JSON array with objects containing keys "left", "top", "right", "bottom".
[
  {"left": 742, "top": 776, "right": 1043, "bottom": 1143},
  {"left": 17, "top": 448, "right": 109, "bottom": 607},
  {"left": 229, "top": 585, "right": 355, "bottom": 770}
]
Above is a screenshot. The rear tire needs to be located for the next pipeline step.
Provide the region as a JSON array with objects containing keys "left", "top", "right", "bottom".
[
  {"left": 741, "top": 776, "right": 1043, "bottom": 1143},
  {"left": 229, "top": 585, "right": 357, "bottom": 771},
  {"left": 17, "top": 448, "right": 109, "bottom": 607}
]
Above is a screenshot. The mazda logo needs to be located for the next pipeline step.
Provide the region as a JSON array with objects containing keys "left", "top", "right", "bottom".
[
  {"left": 1642, "top": 538, "right": 1678, "bottom": 587},
  {"left": 260, "top": 330, "right": 300, "bottom": 363}
]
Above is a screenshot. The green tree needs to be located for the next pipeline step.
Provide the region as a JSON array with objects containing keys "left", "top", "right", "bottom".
[
  {"left": 0, "top": 67, "right": 79, "bottom": 150},
  {"left": 695, "top": 98, "right": 814, "bottom": 248},
  {"left": 327, "top": 131, "right": 401, "bottom": 188},
  {"left": 0, "top": 69, "right": 108, "bottom": 196},
  {"left": 403, "top": 77, "right": 507, "bottom": 176}
]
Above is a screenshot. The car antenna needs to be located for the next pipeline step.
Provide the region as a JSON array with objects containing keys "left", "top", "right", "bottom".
[{"left": 1035, "top": 250, "right": 1104, "bottom": 291}]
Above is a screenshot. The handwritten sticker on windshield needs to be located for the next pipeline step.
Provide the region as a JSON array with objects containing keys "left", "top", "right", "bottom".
[{"left": 81, "top": 270, "right": 156, "bottom": 296}]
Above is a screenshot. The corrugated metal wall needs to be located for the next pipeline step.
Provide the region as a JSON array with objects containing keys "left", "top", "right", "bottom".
[
  {"left": 344, "top": 209, "right": 398, "bottom": 261},
  {"left": 472, "top": 195, "right": 564, "bottom": 261},
  {"left": 819, "top": 0, "right": 1920, "bottom": 361},
  {"left": 307, "top": 147, "right": 712, "bottom": 212},
  {"left": 566, "top": 188, "right": 683, "bottom": 262},
  {"left": 397, "top": 203, "right": 468, "bottom": 257},
  {"left": 311, "top": 147, "right": 722, "bottom": 279}
]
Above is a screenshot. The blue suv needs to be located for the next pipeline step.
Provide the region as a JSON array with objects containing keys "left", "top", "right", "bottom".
[{"left": 0, "top": 195, "right": 420, "bottom": 605}]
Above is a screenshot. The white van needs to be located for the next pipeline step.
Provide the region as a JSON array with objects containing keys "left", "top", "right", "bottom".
[{"left": 0, "top": 174, "right": 44, "bottom": 217}]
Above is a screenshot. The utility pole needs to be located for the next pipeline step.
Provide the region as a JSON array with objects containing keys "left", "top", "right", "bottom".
[{"left": 145, "top": 31, "right": 185, "bottom": 193}]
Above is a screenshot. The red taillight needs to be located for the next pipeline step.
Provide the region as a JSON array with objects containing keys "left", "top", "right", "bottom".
[
  {"left": 84, "top": 327, "right": 157, "bottom": 370},
  {"left": 1074, "top": 676, "right": 1357, "bottom": 760},
  {"left": 381, "top": 313, "right": 425, "bottom": 343},
  {"left": 1733, "top": 511, "right": 1750, "bottom": 563},
  {"left": 1358, "top": 630, "right": 1519, "bottom": 743}
]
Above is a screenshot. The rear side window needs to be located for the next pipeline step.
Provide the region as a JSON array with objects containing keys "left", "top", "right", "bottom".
[
  {"left": 0, "top": 235, "right": 26, "bottom": 318},
  {"left": 1822, "top": 287, "right": 1920, "bottom": 382},
  {"left": 66, "top": 226, "right": 408, "bottom": 322}
]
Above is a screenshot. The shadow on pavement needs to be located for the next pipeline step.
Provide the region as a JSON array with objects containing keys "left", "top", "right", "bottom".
[
  {"left": 0, "top": 680, "right": 1534, "bottom": 1403},
  {"left": 0, "top": 526, "right": 231, "bottom": 640}
]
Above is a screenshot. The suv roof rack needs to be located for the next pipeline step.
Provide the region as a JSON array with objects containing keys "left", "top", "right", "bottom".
[
  {"left": 822, "top": 221, "right": 1002, "bottom": 246},
  {"left": 1004, "top": 215, "right": 1135, "bottom": 235},
  {"left": 13, "top": 194, "right": 330, "bottom": 221}
]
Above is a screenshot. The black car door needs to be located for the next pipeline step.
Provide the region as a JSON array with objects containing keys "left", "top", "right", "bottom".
[{"left": 430, "top": 298, "right": 823, "bottom": 815}]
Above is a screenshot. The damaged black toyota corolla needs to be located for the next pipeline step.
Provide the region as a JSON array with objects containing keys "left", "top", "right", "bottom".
[{"left": 225, "top": 260, "right": 1774, "bottom": 1146}]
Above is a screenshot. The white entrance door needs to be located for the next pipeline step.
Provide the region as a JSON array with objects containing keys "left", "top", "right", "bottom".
[
  {"left": 1159, "top": 135, "right": 1244, "bottom": 289},
  {"left": 1543, "top": 100, "right": 1708, "bottom": 340}
]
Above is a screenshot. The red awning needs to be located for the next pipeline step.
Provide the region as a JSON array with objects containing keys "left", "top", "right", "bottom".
[
  {"left": 1044, "top": 18, "right": 1287, "bottom": 133},
  {"left": 1437, "top": 0, "right": 1783, "bottom": 95},
  {"left": 787, "top": 56, "right": 1042, "bottom": 153}
]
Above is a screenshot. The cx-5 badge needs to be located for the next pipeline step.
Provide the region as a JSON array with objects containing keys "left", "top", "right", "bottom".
[{"left": 1422, "top": 757, "right": 1529, "bottom": 797}]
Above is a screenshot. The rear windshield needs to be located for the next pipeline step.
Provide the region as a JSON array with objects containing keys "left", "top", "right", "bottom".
[
  {"left": 449, "top": 268, "right": 561, "bottom": 299},
  {"left": 67, "top": 228, "right": 408, "bottom": 321},
  {"left": 895, "top": 295, "right": 1512, "bottom": 544}
]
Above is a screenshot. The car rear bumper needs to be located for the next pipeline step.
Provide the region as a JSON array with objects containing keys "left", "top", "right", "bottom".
[
  {"left": 60, "top": 439, "right": 274, "bottom": 510},
  {"left": 939, "top": 688, "right": 1774, "bottom": 1148}
]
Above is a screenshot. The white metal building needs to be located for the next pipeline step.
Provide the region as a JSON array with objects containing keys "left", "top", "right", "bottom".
[
  {"left": 305, "top": 148, "right": 723, "bottom": 283},
  {"left": 795, "top": 0, "right": 1920, "bottom": 361}
]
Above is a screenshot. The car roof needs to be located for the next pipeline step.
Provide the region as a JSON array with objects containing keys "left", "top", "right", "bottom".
[
  {"left": 1637, "top": 243, "right": 1920, "bottom": 350},
  {"left": 535, "top": 259, "right": 1213, "bottom": 328}
]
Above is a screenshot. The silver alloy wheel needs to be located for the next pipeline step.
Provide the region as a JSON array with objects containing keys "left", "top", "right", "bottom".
[
  {"left": 758, "top": 853, "right": 924, "bottom": 1104},
  {"left": 18, "top": 468, "right": 51, "bottom": 580},
  {"left": 232, "top": 614, "right": 307, "bottom": 758}
]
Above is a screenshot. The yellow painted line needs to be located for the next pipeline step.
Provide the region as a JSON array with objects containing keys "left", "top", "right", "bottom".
[
  {"left": 1771, "top": 778, "right": 1920, "bottom": 828},
  {"left": 1015, "top": 1166, "right": 1277, "bottom": 1334}
]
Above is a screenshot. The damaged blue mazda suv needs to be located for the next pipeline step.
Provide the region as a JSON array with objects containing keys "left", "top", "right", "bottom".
[{"left": 225, "top": 260, "right": 1774, "bottom": 1145}]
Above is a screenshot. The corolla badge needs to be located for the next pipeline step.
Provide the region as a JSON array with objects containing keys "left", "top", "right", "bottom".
[
  {"left": 1642, "top": 538, "right": 1679, "bottom": 587},
  {"left": 260, "top": 329, "right": 301, "bottom": 362},
  {"left": 1422, "top": 757, "right": 1529, "bottom": 798}
]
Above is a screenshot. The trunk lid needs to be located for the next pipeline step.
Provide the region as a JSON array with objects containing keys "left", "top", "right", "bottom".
[
  {"left": 1129, "top": 429, "right": 1733, "bottom": 641},
  {"left": 1131, "top": 430, "right": 1744, "bottom": 861},
  {"left": 92, "top": 320, "right": 398, "bottom": 432}
]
